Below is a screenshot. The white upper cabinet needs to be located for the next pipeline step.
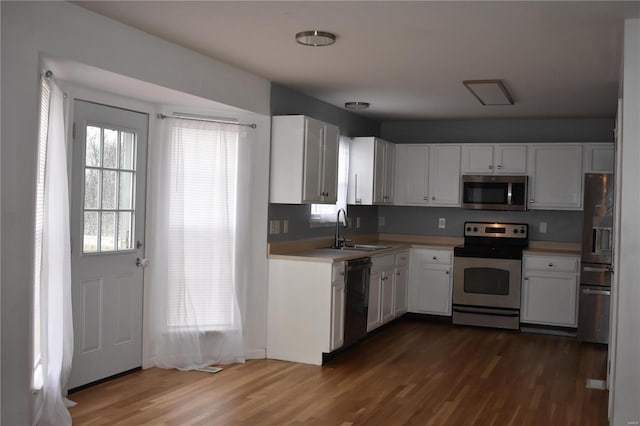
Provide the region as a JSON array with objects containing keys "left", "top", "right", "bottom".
[
  {"left": 461, "top": 144, "right": 527, "bottom": 175},
  {"left": 395, "top": 144, "right": 461, "bottom": 206},
  {"left": 584, "top": 143, "right": 615, "bottom": 173},
  {"left": 528, "top": 144, "right": 583, "bottom": 210},
  {"left": 348, "top": 137, "right": 395, "bottom": 205},
  {"left": 270, "top": 115, "right": 339, "bottom": 204},
  {"left": 428, "top": 145, "right": 461, "bottom": 206}
]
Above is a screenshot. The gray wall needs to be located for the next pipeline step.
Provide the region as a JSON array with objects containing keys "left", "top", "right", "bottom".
[
  {"left": 271, "top": 83, "right": 380, "bottom": 137},
  {"left": 380, "top": 118, "right": 615, "bottom": 144},
  {"left": 268, "top": 204, "right": 379, "bottom": 242},
  {"left": 269, "top": 83, "right": 381, "bottom": 242},
  {"left": 378, "top": 206, "right": 583, "bottom": 242}
]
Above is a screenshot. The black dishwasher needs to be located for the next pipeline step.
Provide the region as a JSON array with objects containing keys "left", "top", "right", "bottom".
[{"left": 343, "top": 257, "right": 372, "bottom": 348}]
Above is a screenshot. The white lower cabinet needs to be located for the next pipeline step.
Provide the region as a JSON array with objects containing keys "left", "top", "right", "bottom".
[
  {"left": 394, "top": 251, "right": 410, "bottom": 316},
  {"left": 330, "top": 276, "right": 346, "bottom": 351},
  {"left": 367, "top": 254, "right": 395, "bottom": 332},
  {"left": 521, "top": 253, "right": 580, "bottom": 327},
  {"left": 267, "top": 259, "right": 345, "bottom": 365},
  {"left": 408, "top": 248, "right": 453, "bottom": 316}
]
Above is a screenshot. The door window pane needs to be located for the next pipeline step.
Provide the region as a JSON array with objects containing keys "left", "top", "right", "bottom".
[
  {"left": 119, "top": 172, "right": 133, "bottom": 209},
  {"left": 102, "top": 171, "right": 117, "bottom": 209},
  {"left": 86, "top": 126, "right": 101, "bottom": 167},
  {"left": 120, "top": 132, "right": 136, "bottom": 170},
  {"left": 100, "top": 212, "right": 116, "bottom": 251},
  {"left": 84, "top": 169, "right": 100, "bottom": 209},
  {"left": 82, "top": 124, "right": 137, "bottom": 254},
  {"left": 83, "top": 211, "right": 99, "bottom": 253},
  {"left": 118, "top": 212, "right": 133, "bottom": 250},
  {"left": 103, "top": 129, "right": 118, "bottom": 169}
]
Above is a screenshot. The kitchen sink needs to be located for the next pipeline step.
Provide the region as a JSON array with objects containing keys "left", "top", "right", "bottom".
[{"left": 335, "top": 244, "right": 392, "bottom": 252}]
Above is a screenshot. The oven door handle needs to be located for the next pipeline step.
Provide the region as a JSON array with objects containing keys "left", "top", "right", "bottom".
[{"left": 452, "top": 307, "right": 520, "bottom": 318}]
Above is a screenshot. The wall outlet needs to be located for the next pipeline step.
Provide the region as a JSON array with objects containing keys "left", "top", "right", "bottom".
[
  {"left": 282, "top": 219, "right": 289, "bottom": 234},
  {"left": 378, "top": 216, "right": 386, "bottom": 226},
  {"left": 269, "top": 220, "right": 280, "bottom": 235},
  {"left": 438, "top": 218, "right": 446, "bottom": 229},
  {"left": 539, "top": 222, "right": 547, "bottom": 233},
  {"left": 356, "top": 217, "right": 361, "bottom": 228}
]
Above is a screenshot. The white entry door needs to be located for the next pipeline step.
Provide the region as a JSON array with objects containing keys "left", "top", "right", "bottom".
[{"left": 68, "top": 100, "right": 148, "bottom": 389}]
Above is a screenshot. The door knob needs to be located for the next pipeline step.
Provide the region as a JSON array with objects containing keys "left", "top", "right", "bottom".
[
  {"left": 136, "top": 240, "right": 143, "bottom": 249},
  {"left": 136, "top": 257, "right": 149, "bottom": 268}
]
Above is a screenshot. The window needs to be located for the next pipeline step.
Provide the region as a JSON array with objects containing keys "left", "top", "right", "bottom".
[
  {"left": 165, "top": 120, "right": 239, "bottom": 329},
  {"left": 310, "top": 136, "right": 350, "bottom": 225},
  {"left": 82, "top": 125, "right": 137, "bottom": 253},
  {"left": 32, "top": 76, "right": 50, "bottom": 390}
]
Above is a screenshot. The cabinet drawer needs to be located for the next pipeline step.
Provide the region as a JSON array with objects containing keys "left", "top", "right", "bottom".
[
  {"left": 332, "top": 262, "right": 346, "bottom": 281},
  {"left": 419, "top": 249, "right": 452, "bottom": 265},
  {"left": 372, "top": 254, "right": 395, "bottom": 273},
  {"left": 524, "top": 255, "right": 579, "bottom": 273},
  {"left": 395, "top": 251, "right": 410, "bottom": 267}
]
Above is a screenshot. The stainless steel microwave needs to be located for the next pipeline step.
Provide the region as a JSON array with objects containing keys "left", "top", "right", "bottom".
[{"left": 461, "top": 175, "right": 528, "bottom": 211}]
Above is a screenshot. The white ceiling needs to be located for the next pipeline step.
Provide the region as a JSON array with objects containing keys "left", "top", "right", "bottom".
[{"left": 75, "top": 1, "right": 640, "bottom": 121}]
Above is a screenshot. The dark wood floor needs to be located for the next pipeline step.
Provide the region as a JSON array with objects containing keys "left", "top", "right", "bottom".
[{"left": 69, "top": 318, "right": 609, "bottom": 425}]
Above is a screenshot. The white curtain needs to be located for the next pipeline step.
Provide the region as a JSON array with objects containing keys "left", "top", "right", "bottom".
[
  {"left": 310, "top": 136, "right": 350, "bottom": 223},
  {"left": 33, "top": 77, "right": 75, "bottom": 425},
  {"left": 145, "top": 117, "right": 247, "bottom": 369}
]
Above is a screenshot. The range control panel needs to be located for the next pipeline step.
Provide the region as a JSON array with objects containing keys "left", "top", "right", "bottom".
[{"left": 464, "top": 222, "right": 528, "bottom": 239}]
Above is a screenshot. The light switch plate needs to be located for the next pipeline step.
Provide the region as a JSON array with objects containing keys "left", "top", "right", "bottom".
[
  {"left": 539, "top": 222, "right": 547, "bottom": 233},
  {"left": 283, "top": 219, "right": 288, "bottom": 234},
  {"left": 269, "top": 220, "right": 280, "bottom": 235},
  {"left": 438, "top": 218, "right": 446, "bottom": 229},
  {"left": 378, "top": 216, "right": 386, "bottom": 226},
  {"left": 356, "top": 217, "right": 361, "bottom": 228}
]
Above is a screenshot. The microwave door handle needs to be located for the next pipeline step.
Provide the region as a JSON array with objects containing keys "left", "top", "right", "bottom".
[
  {"left": 592, "top": 228, "right": 598, "bottom": 254},
  {"left": 507, "top": 182, "right": 513, "bottom": 206}
]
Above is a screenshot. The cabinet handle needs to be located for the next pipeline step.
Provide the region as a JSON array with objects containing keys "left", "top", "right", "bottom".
[
  {"left": 548, "top": 263, "right": 554, "bottom": 267},
  {"left": 524, "top": 277, "right": 529, "bottom": 280},
  {"left": 432, "top": 256, "right": 437, "bottom": 260},
  {"left": 396, "top": 272, "right": 401, "bottom": 276},
  {"left": 529, "top": 199, "right": 535, "bottom": 203},
  {"left": 432, "top": 196, "right": 435, "bottom": 200},
  {"left": 488, "top": 165, "right": 493, "bottom": 170},
  {"left": 339, "top": 272, "right": 345, "bottom": 276},
  {"left": 445, "top": 270, "right": 450, "bottom": 275},
  {"left": 497, "top": 164, "right": 503, "bottom": 169},
  {"left": 423, "top": 196, "right": 428, "bottom": 201}
]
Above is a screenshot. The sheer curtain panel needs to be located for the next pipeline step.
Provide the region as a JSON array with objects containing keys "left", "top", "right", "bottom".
[
  {"left": 33, "top": 76, "right": 75, "bottom": 426},
  {"left": 145, "top": 117, "right": 246, "bottom": 369}
]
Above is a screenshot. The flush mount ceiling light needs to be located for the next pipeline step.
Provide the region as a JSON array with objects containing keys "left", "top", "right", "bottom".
[
  {"left": 344, "top": 101, "right": 371, "bottom": 110},
  {"left": 295, "top": 30, "right": 336, "bottom": 47},
  {"left": 463, "top": 79, "right": 514, "bottom": 106}
]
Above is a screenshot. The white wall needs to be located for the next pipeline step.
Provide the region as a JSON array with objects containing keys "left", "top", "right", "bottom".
[
  {"left": 1, "top": 2, "right": 270, "bottom": 424},
  {"left": 611, "top": 18, "right": 640, "bottom": 426}
]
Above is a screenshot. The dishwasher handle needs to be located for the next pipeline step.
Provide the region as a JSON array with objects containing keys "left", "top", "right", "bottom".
[{"left": 582, "top": 288, "right": 611, "bottom": 296}]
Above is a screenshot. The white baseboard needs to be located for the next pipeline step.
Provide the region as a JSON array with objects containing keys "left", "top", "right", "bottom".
[{"left": 245, "top": 348, "right": 266, "bottom": 359}]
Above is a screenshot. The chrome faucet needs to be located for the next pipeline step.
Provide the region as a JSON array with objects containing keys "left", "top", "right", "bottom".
[{"left": 334, "top": 208, "right": 348, "bottom": 248}]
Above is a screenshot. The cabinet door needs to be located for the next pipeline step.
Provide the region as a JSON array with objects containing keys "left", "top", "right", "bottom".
[
  {"left": 367, "top": 271, "right": 382, "bottom": 331},
  {"left": 404, "top": 145, "right": 429, "bottom": 205},
  {"left": 330, "top": 279, "right": 345, "bottom": 351},
  {"left": 381, "top": 271, "right": 394, "bottom": 323},
  {"left": 584, "top": 143, "right": 614, "bottom": 173},
  {"left": 521, "top": 273, "right": 578, "bottom": 327},
  {"left": 394, "top": 265, "right": 408, "bottom": 315},
  {"left": 416, "top": 264, "right": 452, "bottom": 316},
  {"left": 383, "top": 143, "right": 395, "bottom": 203},
  {"left": 496, "top": 145, "right": 527, "bottom": 174},
  {"left": 428, "top": 145, "right": 461, "bottom": 206},
  {"left": 321, "top": 124, "right": 340, "bottom": 204},
  {"left": 372, "top": 140, "right": 386, "bottom": 204},
  {"left": 302, "top": 118, "right": 323, "bottom": 203},
  {"left": 461, "top": 145, "right": 494, "bottom": 174},
  {"left": 529, "top": 144, "right": 583, "bottom": 210}
]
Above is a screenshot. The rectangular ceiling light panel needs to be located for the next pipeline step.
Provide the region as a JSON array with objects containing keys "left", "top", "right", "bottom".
[{"left": 463, "top": 80, "right": 514, "bottom": 106}]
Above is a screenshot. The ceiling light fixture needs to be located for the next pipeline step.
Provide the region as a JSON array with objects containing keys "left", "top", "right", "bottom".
[
  {"left": 345, "top": 101, "right": 370, "bottom": 110},
  {"left": 463, "top": 80, "right": 514, "bottom": 106},
  {"left": 295, "top": 30, "right": 336, "bottom": 47}
]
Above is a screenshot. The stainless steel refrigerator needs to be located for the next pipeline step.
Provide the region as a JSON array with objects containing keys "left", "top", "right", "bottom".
[{"left": 577, "top": 173, "right": 613, "bottom": 344}]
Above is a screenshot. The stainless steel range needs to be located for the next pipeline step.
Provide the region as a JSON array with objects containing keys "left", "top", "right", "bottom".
[{"left": 452, "top": 222, "right": 529, "bottom": 330}]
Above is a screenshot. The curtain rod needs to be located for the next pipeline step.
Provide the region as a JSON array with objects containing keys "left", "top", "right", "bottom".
[{"left": 157, "top": 113, "right": 257, "bottom": 129}]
